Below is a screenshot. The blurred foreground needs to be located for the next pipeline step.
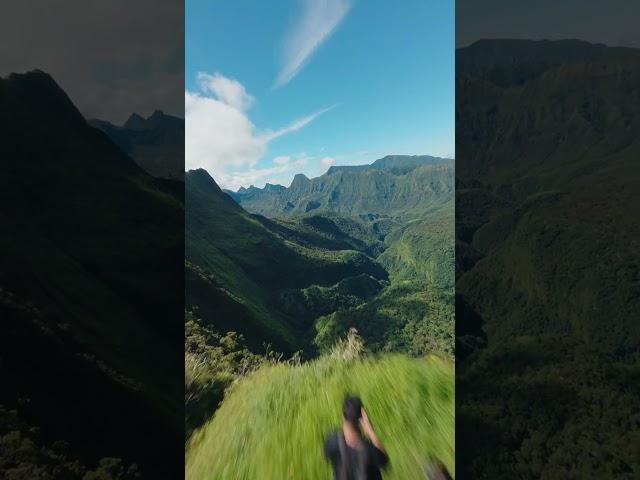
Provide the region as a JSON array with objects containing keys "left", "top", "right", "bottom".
[{"left": 185, "top": 333, "right": 454, "bottom": 480}]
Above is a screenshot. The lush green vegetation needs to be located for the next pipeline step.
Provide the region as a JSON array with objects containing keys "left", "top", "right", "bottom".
[
  {"left": 315, "top": 281, "right": 454, "bottom": 358},
  {"left": 378, "top": 200, "right": 454, "bottom": 289},
  {"left": 186, "top": 332, "right": 454, "bottom": 480}
]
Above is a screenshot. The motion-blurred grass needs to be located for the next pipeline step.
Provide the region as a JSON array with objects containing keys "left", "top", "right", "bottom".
[{"left": 186, "top": 354, "right": 454, "bottom": 479}]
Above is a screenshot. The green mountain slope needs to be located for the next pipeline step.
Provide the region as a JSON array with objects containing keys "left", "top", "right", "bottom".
[{"left": 379, "top": 198, "right": 454, "bottom": 288}]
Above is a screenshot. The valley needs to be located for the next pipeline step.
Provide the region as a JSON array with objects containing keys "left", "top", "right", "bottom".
[{"left": 186, "top": 155, "right": 454, "bottom": 358}]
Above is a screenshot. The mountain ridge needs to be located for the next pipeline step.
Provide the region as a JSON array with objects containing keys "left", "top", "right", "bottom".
[{"left": 227, "top": 155, "right": 454, "bottom": 219}]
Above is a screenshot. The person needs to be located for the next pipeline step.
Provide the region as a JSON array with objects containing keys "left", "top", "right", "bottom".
[{"left": 324, "top": 395, "right": 389, "bottom": 480}]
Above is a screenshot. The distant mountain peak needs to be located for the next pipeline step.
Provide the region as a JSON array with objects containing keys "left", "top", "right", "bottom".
[
  {"left": 290, "top": 173, "right": 310, "bottom": 187},
  {"left": 124, "top": 112, "right": 146, "bottom": 130},
  {"left": 264, "top": 183, "right": 286, "bottom": 193}
]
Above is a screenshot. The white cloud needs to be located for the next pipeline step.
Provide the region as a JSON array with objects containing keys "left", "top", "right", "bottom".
[
  {"left": 196, "top": 72, "right": 254, "bottom": 111},
  {"left": 185, "top": 89, "right": 263, "bottom": 172},
  {"left": 274, "top": 0, "right": 351, "bottom": 88},
  {"left": 185, "top": 72, "right": 332, "bottom": 178},
  {"left": 321, "top": 156, "right": 336, "bottom": 169}
]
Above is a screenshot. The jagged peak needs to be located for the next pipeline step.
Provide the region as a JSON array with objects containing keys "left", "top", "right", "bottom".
[
  {"left": 264, "top": 183, "right": 285, "bottom": 192},
  {"left": 124, "top": 112, "right": 146, "bottom": 130},
  {"left": 290, "top": 173, "right": 309, "bottom": 186}
]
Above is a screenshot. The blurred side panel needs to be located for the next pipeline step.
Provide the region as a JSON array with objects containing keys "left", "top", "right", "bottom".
[
  {"left": 456, "top": 1, "right": 640, "bottom": 478},
  {"left": 0, "top": 1, "right": 184, "bottom": 479}
]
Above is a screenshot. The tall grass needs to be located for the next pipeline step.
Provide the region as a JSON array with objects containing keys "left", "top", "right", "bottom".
[{"left": 186, "top": 351, "right": 454, "bottom": 479}]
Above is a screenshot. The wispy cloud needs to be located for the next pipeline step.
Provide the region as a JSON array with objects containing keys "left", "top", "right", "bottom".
[
  {"left": 186, "top": 72, "right": 331, "bottom": 185},
  {"left": 263, "top": 105, "right": 336, "bottom": 141},
  {"left": 274, "top": 0, "right": 351, "bottom": 88}
]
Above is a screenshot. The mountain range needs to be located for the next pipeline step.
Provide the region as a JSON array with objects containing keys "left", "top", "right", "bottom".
[{"left": 226, "top": 155, "right": 453, "bottom": 218}]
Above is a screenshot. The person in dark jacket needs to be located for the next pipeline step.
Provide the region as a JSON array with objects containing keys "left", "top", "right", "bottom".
[{"left": 324, "top": 395, "right": 389, "bottom": 480}]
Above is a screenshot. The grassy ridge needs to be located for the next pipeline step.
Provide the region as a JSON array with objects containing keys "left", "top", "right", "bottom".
[{"left": 186, "top": 354, "right": 454, "bottom": 480}]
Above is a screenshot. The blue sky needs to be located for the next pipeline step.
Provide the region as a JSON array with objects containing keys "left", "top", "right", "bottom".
[{"left": 186, "top": 0, "right": 454, "bottom": 190}]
